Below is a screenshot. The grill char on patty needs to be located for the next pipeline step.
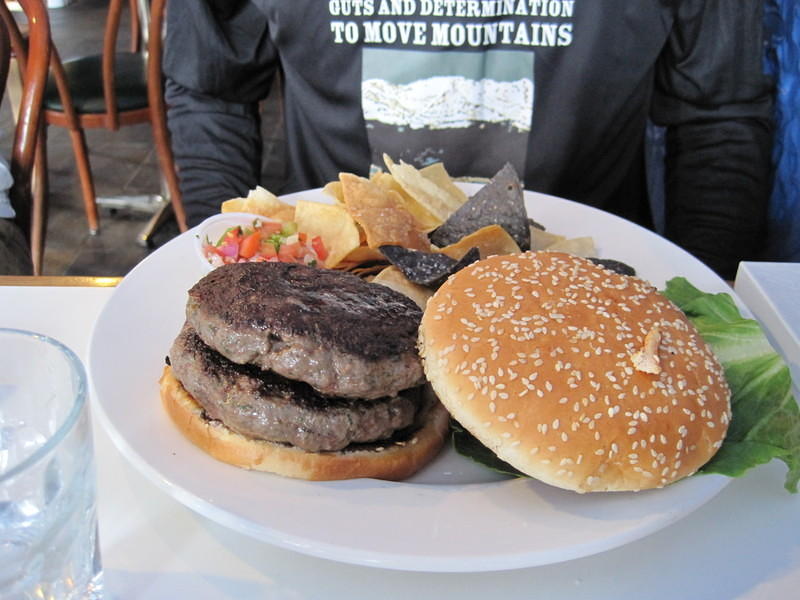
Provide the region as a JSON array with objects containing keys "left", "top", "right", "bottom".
[
  {"left": 185, "top": 262, "right": 426, "bottom": 399},
  {"left": 169, "top": 323, "right": 422, "bottom": 452}
]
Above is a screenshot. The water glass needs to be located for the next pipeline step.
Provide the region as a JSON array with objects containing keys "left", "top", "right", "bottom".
[{"left": 0, "top": 328, "right": 103, "bottom": 599}]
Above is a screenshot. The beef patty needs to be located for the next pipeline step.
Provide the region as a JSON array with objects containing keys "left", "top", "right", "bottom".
[
  {"left": 169, "top": 324, "right": 422, "bottom": 452},
  {"left": 185, "top": 262, "right": 425, "bottom": 399}
]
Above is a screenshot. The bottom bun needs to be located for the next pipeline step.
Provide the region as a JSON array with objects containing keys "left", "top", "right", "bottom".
[{"left": 159, "top": 366, "right": 451, "bottom": 481}]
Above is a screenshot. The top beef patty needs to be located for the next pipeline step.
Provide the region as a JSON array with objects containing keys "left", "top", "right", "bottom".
[{"left": 185, "top": 262, "right": 426, "bottom": 399}]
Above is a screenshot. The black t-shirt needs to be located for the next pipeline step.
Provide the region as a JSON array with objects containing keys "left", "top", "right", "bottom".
[{"left": 164, "top": 0, "right": 773, "bottom": 278}]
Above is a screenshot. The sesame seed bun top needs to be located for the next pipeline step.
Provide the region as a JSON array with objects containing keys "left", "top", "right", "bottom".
[{"left": 418, "top": 251, "right": 731, "bottom": 492}]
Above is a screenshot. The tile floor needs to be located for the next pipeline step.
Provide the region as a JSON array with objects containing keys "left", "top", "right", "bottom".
[{"left": 1, "top": 0, "right": 285, "bottom": 276}]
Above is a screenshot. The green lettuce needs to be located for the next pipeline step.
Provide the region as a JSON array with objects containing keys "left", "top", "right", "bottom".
[
  {"left": 451, "top": 421, "right": 528, "bottom": 478},
  {"left": 452, "top": 277, "right": 800, "bottom": 492},
  {"left": 663, "top": 277, "right": 800, "bottom": 493}
]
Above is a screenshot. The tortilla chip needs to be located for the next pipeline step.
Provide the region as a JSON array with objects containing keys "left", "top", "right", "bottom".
[
  {"left": 379, "top": 245, "right": 480, "bottom": 288},
  {"left": 293, "top": 199, "right": 361, "bottom": 268},
  {"left": 349, "top": 262, "right": 390, "bottom": 278},
  {"left": 429, "top": 163, "right": 530, "bottom": 251},
  {"left": 339, "top": 173, "right": 431, "bottom": 251},
  {"left": 546, "top": 236, "right": 597, "bottom": 258},
  {"left": 419, "top": 162, "right": 468, "bottom": 206},
  {"left": 383, "top": 154, "right": 465, "bottom": 222},
  {"left": 530, "top": 227, "right": 566, "bottom": 251},
  {"left": 370, "top": 171, "right": 442, "bottom": 232},
  {"left": 221, "top": 186, "right": 295, "bottom": 221},
  {"left": 437, "top": 224, "right": 521, "bottom": 260},
  {"left": 369, "top": 169, "right": 388, "bottom": 183},
  {"left": 588, "top": 257, "right": 636, "bottom": 277},
  {"left": 529, "top": 218, "right": 546, "bottom": 231},
  {"left": 323, "top": 180, "right": 345, "bottom": 205},
  {"left": 341, "top": 245, "right": 387, "bottom": 265},
  {"left": 372, "top": 266, "right": 434, "bottom": 309}
]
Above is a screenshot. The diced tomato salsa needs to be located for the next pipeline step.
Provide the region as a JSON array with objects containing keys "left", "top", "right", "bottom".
[{"left": 202, "top": 218, "right": 327, "bottom": 268}]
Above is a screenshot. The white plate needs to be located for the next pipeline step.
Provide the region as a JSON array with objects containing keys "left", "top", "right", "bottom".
[{"left": 88, "top": 185, "right": 732, "bottom": 572}]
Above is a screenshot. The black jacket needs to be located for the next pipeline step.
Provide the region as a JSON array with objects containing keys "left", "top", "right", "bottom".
[{"left": 164, "top": 0, "right": 773, "bottom": 279}]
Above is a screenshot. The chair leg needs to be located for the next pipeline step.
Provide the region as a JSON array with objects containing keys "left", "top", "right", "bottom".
[
  {"left": 30, "top": 128, "right": 49, "bottom": 276},
  {"left": 129, "top": 0, "right": 141, "bottom": 52},
  {"left": 152, "top": 136, "right": 187, "bottom": 232},
  {"left": 68, "top": 127, "right": 100, "bottom": 234}
]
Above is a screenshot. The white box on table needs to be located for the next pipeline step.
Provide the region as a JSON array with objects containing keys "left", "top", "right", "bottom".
[{"left": 734, "top": 261, "right": 800, "bottom": 391}]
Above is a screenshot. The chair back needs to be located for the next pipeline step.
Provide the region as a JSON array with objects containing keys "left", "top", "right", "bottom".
[
  {"left": 42, "top": 0, "right": 148, "bottom": 134},
  {"left": 0, "top": 0, "right": 50, "bottom": 238}
]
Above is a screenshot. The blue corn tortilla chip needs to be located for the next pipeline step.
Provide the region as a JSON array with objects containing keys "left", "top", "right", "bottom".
[
  {"left": 588, "top": 257, "right": 637, "bottom": 277},
  {"left": 429, "top": 163, "right": 530, "bottom": 251},
  {"left": 379, "top": 245, "right": 481, "bottom": 288}
]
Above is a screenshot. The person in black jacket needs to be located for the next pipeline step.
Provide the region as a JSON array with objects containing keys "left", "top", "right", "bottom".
[
  {"left": 0, "top": 159, "right": 32, "bottom": 275},
  {"left": 164, "top": 0, "right": 774, "bottom": 280}
]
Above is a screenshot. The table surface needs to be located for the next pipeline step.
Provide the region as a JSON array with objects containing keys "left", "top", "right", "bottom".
[{"left": 1, "top": 278, "right": 798, "bottom": 600}]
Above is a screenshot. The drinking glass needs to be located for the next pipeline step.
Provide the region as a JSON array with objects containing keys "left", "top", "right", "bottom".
[{"left": 0, "top": 328, "right": 103, "bottom": 599}]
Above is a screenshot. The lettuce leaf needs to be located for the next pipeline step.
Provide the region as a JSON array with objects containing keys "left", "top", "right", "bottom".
[
  {"left": 662, "top": 277, "right": 800, "bottom": 493},
  {"left": 450, "top": 421, "right": 529, "bottom": 478}
]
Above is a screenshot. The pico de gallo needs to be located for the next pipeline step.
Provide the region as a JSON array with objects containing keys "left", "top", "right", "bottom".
[{"left": 202, "top": 218, "right": 328, "bottom": 268}]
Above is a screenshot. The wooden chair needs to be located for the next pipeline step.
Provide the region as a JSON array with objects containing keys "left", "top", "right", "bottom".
[
  {"left": 0, "top": 0, "right": 50, "bottom": 275},
  {"left": 145, "top": 0, "right": 185, "bottom": 236},
  {"left": 41, "top": 0, "right": 185, "bottom": 241}
]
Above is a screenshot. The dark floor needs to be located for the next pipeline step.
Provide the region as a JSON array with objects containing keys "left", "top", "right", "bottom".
[{"left": 1, "top": 0, "right": 285, "bottom": 276}]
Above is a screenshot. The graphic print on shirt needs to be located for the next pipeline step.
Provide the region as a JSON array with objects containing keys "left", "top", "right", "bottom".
[
  {"left": 362, "top": 48, "right": 533, "bottom": 178},
  {"left": 327, "top": 0, "right": 576, "bottom": 180}
]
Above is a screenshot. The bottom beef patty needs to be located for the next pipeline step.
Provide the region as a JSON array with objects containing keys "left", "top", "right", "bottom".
[{"left": 169, "top": 323, "right": 421, "bottom": 452}]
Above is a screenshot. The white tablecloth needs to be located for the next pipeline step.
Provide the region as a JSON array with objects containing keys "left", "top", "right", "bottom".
[{"left": 1, "top": 284, "right": 798, "bottom": 600}]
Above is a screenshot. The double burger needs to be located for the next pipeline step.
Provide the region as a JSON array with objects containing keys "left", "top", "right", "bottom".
[
  {"left": 160, "top": 261, "right": 450, "bottom": 481},
  {"left": 418, "top": 251, "right": 731, "bottom": 492},
  {"left": 162, "top": 250, "right": 731, "bottom": 491}
]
